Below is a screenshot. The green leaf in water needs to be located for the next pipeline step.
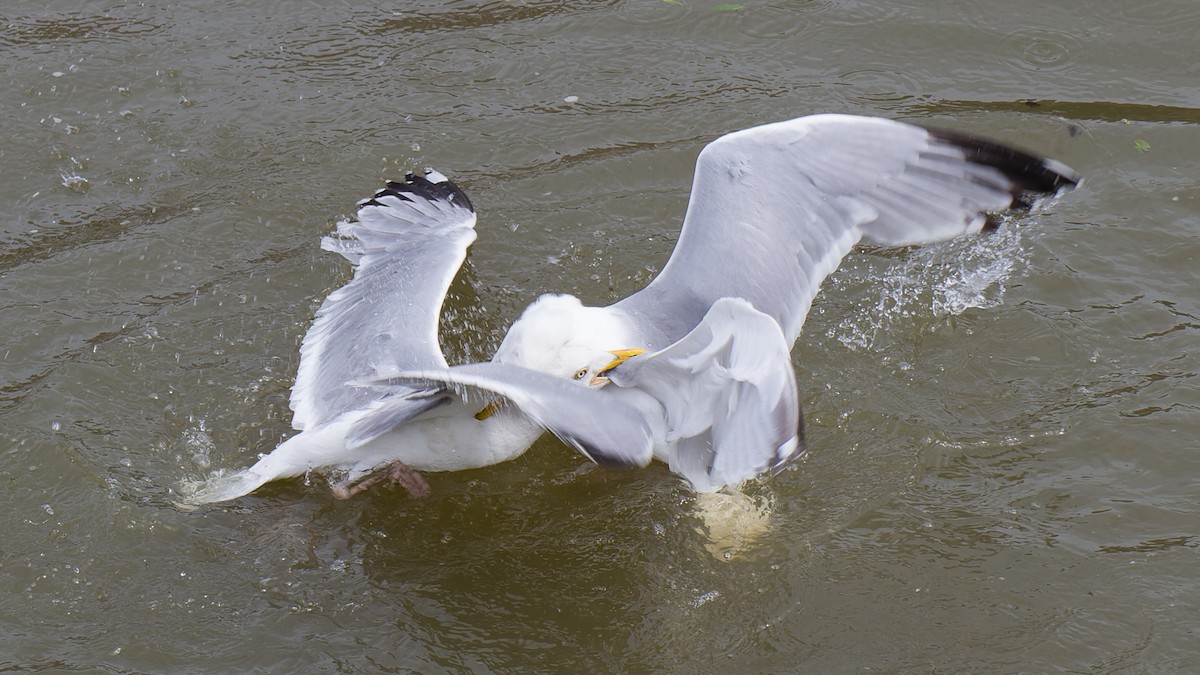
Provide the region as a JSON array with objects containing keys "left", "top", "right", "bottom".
[
  {"left": 1134, "top": 139, "right": 1151, "bottom": 153},
  {"left": 714, "top": 3, "right": 744, "bottom": 10},
  {"left": 661, "top": 0, "right": 685, "bottom": 5}
]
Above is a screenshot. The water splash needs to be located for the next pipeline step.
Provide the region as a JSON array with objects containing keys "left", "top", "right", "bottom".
[
  {"left": 693, "top": 489, "right": 774, "bottom": 561},
  {"left": 180, "top": 422, "right": 215, "bottom": 469},
  {"left": 59, "top": 171, "right": 90, "bottom": 192},
  {"left": 831, "top": 224, "right": 1028, "bottom": 352}
]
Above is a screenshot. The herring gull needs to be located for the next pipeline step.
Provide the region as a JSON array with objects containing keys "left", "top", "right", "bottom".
[{"left": 185, "top": 114, "right": 1077, "bottom": 504}]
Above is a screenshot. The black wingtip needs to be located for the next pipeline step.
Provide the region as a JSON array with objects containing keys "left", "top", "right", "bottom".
[
  {"left": 370, "top": 169, "right": 475, "bottom": 213},
  {"left": 794, "top": 404, "right": 806, "bottom": 455},
  {"left": 770, "top": 403, "right": 807, "bottom": 474},
  {"left": 925, "top": 127, "right": 1080, "bottom": 199}
]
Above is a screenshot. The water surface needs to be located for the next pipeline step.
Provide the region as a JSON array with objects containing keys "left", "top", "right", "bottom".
[{"left": 2, "top": 0, "right": 1198, "bottom": 671}]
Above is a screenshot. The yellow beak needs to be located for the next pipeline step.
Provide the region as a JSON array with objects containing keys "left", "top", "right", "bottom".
[
  {"left": 589, "top": 348, "right": 647, "bottom": 386},
  {"left": 474, "top": 400, "right": 502, "bottom": 421}
]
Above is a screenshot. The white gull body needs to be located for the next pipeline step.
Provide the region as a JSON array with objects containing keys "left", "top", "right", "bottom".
[{"left": 186, "top": 114, "right": 1077, "bottom": 504}]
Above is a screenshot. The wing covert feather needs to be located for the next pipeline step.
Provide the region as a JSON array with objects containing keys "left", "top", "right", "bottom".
[
  {"left": 608, "top": 298, "right": 805, "bottom": 491},
  {"left": 368, "top": 363, "right": 656, "bottom": 468},
  {"left": 290, "top": 171, "right": 477, "bottom": 430},
  {"left": 614, "top": 114, "right": 1078, "bottom": 346}
]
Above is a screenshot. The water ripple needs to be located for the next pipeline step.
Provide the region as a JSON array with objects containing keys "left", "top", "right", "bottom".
[
  {"left": 1105, "top": 0, "right": 1200, "bottom": 29},
  {"left": 0, "top": 12, "right": 165, "bottom": 48},
  {"left": 1002, "top": 27, "right": 1083, "bottom": 74}
]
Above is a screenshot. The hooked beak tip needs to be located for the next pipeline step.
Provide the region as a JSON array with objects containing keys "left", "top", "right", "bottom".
[
  {"left": 591, "top": 348, "right": 646, "bottom": 386},
  {"left": 608, "top": 348, "right": 647, "bottom": 359}
]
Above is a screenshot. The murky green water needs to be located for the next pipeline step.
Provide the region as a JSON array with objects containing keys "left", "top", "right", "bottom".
[{"left": 2, "top": 1, "right": 1198, "bottom": 671}]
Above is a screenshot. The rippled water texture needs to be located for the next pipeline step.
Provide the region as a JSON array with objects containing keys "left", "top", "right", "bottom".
[{"left": 2, "top": 0, "right": 1198, "bottom": 671}]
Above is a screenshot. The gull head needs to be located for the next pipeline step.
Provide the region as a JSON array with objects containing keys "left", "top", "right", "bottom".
[{"left": 494, "top": 293, "right": 644, "bottom": 388}]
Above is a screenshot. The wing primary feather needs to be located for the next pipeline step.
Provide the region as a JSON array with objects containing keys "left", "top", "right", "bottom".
[
  {"left": 613, "top": 114, "right": 1079, "bottom": 350},
  {"left": 924, "top": 127, "right": 1080, "bottom": 194},
  {"left": 289, "top": 169, "right": 478, "bottom": 431}
]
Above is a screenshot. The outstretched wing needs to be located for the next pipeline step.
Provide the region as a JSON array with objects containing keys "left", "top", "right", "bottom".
[
  {"left": 614, "top": 114, "right": 1079, "bottom": 347},
  {"left": 290, "top": 171, "right": 476, "bottom": 430},
  {"left": 362, "top": 362, "right": 656, "bottom": 468},
  {"left": 607, "top": 297, "right": 803, "bottom": 492}
]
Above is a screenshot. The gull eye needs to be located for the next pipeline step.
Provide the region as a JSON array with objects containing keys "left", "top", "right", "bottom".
[{"left": 573, "top": 368, "right": 588, "bottom": 380}]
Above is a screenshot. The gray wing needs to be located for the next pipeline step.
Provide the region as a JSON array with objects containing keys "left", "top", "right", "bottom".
[
  {"left": 289, "top": 171, "right": 477, "bottom": 430},
  {"left": 608, "top": 297, "right": 803, "bottom": 491},
  {"left": 614, "top": 114, "right": 1079, "bottom": 347},
  {"left": 363, "top": 362, "right": 656, "bottom": 467},
  {"left": 342, "top": 391, "right": 455, "bottom": 450}
]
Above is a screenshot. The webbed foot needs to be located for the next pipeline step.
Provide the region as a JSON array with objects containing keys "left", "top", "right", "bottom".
[{"left": 331, "top": 461, "right": 431, "bottom": 499}]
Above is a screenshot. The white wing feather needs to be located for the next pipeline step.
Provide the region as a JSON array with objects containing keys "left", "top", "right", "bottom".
[
  {"left": 365, "top": 363, "right": 657, "bottom": 468},
  {"left": 608, "top": 298, "right": 803, "bottom": 491},
  {"left": 615, "top": 114, "right": 1079, "bottom": 348},
  {"left": 290, "top": 171, "right": 476, "bottom": 430}
]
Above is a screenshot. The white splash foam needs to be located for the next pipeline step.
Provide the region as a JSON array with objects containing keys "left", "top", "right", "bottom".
[
  {"left": 693, "top": 489, "right": 774, "bottom": 561},
  {"left": 831, "top": 224, "right": 1027, "bottom": 352}
]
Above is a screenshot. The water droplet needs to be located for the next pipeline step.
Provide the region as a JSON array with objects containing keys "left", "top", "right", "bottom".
[{"left": 60, "top": 173, "right": 90, "bottom": 192}]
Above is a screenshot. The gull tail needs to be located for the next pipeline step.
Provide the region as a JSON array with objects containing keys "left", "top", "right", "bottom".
[
  {"left": 180, "top": 467, "right": 276, "bottom": 505},
  {"left": 178, "top": 424, "right": 347, "bottom": 505}
]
